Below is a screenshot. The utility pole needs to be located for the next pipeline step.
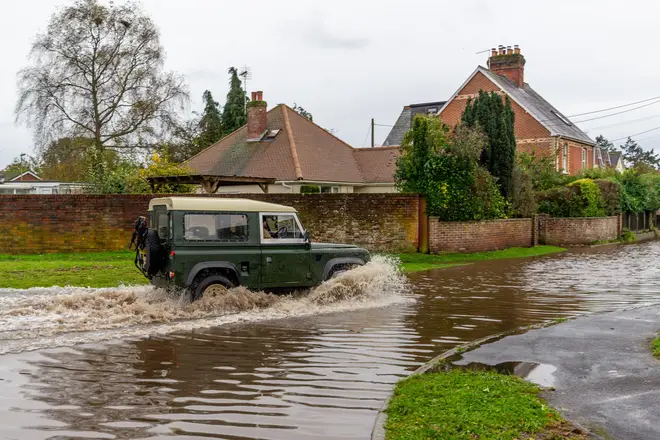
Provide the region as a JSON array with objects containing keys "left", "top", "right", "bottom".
[{"left": 371, "top": 118, "right": 375, "bottom": 148}]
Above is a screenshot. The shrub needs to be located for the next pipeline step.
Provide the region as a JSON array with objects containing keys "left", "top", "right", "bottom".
[
  {"left": 516, "top": 151, "right": 563, "bottom": 191},
  {"left": 301, "top": 185, "right": 320, "bottom": 194},
  {"left": 594, "top": 178, "right": 621, "bottom": 216},
  {"left": 537, "top": 179, "right": 606, "bottom": 218},
  {"left": 537, "top": 186, "right": 574, "bottom": 217},
  {"left": 510, "top": 165, "right": 536, "bottom": 218},
  {"left": 620, "top": 228, "right": 637, "bottom": 243},
  {"left": 618, "top": 171, "right": 650, "bottom": 213},
  {"left": 567, "top": 179, "right": 606, "bottom": 217}
]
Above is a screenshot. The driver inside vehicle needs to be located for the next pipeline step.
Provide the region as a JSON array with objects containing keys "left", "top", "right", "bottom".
[{"left": 262, "top": 216, "right": 277, "bottom": 239}]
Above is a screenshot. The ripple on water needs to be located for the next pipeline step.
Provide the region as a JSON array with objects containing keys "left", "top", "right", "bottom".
[{"left": 2, "top": 243, "right": 660, "bottom": 438}]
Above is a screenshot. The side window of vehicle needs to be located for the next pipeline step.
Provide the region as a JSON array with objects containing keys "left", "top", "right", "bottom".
[
  {"left": 184, "top": 213, "right": 249, "bottom": 242},
  {"left": 262, "top": 214, "right": 304, "bottom": 240}
]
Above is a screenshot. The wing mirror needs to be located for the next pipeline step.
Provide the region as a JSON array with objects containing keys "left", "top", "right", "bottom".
[{"left": 303, "top": 231, "right": 311, "bottom": 243}]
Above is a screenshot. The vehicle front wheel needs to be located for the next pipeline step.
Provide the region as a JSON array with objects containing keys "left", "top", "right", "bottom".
[
  {"left": 190, "top": 275, "right": 235, "bottom": 302},
  {"left": 329, "top": 263, "right": 361, "bottom": 280}
]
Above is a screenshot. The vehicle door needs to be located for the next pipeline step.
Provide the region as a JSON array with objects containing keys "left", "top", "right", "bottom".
[{"left": 260, "top": 212, "right": 311, "bottom": 288}]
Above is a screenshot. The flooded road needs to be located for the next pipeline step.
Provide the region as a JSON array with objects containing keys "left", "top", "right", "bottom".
[{"left": 1, "top": 243, "right": 660, "bottom": 439}]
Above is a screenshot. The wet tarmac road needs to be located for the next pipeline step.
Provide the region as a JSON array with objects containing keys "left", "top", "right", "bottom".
[{"left": 1, "top": 243, "right": 659, "bottom": 439}]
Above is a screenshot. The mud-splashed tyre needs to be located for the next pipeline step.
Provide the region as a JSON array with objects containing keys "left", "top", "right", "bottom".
[
  {"left": 329, "top": 263, "right": 360, "bottom": 280},
  {"left": 144, "top": 230, "right": 164, "bottom": 277},
  {"left": 191, "top": 275, "right": 235, "bottom": 302}
]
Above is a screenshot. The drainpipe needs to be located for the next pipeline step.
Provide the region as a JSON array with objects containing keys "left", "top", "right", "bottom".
[{"left": 279, "top": 182, "right": 294, "bottom": 193}]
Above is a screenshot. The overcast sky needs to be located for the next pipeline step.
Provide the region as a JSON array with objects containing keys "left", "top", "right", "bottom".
[{"left": 1, "top": 0, "right": 659, "bottom": 168}]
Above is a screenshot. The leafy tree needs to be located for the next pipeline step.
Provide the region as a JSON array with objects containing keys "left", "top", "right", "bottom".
[
  {"left": 89, "top": 152, "right": 193, "bottom": 194},
  {"left": 198, "top": 90, "right": 223, "bottom": 149},
  {"left": 293, "top": 103, "right": 313, "bottom": 121},
  {"left": 221, "top": 67, "right": 248, "bottom": 135},
  {"left": 2, "top": 155, "right": 40, "bottom": 176},
  {"left": 39, "top": 137, "right": 105, "bottom": 182},
  {"left": 395, "top": 115, "right": 506, "bottom": 221},
  {"left": 15, "top": 0, "right": 188, "bottom": 181},
  {"left": 516, "top": 152, "right": 563, "bottom": 191},
  {"left": 461, "top": 91, "right": 516, "bottom": 199},
  {"left": 620, "top": 137, "right": 660, "bottom": 172},
  {"left": 596, "top": 135, "right": 617, "bottom": 153}
]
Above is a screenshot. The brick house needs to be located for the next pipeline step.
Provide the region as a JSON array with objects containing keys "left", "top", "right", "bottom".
[
  {"left": 385, "top": 46, "right": 597, "bottom": 175},
  {"left": 185, "top": 92, "right": 399, "bottom": 194}
]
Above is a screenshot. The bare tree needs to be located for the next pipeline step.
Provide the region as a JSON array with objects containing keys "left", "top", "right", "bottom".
[{"left": 15, "top": 0, "right": 188, "bottom": 178}]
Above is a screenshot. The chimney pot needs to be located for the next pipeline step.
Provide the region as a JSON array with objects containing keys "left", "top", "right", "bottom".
[
  {"left": 491, "top": 47, "right": 497, "bottom": 57},
  {"left": 247, "top": 91, "right": 268, "bottom": 140},
  {"left": 514, "top": 44, "right": 520, "bottom": 54},
  {"left": 488, "top": 46, "right": 526, "bottom": 88}
]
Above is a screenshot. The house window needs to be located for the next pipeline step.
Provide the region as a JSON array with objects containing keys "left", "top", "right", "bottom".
[
  {"left": 562, "top": 143, "right": 568, "bottom": 172},
  {"left": 582, "top": 148, "right": 587, "bottom": 169},
  {"left": 320, "top": 186, "right": 340, "bottom": 194}
]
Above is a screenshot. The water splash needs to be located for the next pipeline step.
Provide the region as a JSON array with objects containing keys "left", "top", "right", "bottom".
[{"left": 0, "top": 256, "right": 411, "bottom": 354}]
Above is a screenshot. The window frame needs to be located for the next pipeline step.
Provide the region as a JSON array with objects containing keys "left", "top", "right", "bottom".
[
  {"left": 582, "top": 148, "right": 587, "bottom": 169},
  {"left": 182, "top": 211, "right": 250, "bottom": 243},
  {"left": 260, "top": 212, "right": 306, "bottom": 245},
  {"left": 562, "top": 143, "right": 568, "bottom": 172}
]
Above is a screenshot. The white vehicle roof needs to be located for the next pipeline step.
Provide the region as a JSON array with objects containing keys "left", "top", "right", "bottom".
[{"left": 148, "top": 197, "right": 297, "bottom": 213}]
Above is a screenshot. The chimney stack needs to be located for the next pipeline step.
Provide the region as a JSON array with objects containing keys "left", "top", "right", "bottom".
[
  {"left": 488, "top": 44, "right": 526, "bottom": 88},
  {"left": 247, "top": 91, "right": 267, "bottom": 141}
]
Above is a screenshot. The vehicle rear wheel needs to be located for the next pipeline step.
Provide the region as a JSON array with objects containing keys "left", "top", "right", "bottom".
[{"left": 190, "top": 275, "right": 235, "bottom": 302}]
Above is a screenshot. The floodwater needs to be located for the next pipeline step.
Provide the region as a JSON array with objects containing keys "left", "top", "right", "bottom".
[{"left": 1, "top": 243, "right": 659, "bottom": 439}]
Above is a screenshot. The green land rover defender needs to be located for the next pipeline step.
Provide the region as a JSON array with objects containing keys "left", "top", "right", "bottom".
[{"left": 133, "top": 197, "right": 371, "bottom": 300}]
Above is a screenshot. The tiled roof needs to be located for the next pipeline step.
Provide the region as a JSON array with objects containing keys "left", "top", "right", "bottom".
[
  {"left": 383, "top": 108, "right": 411, "bottom": 147},
  {"left": 354, "top": 147, "right": 400, "bottom": 183},
  {"left": 475, "top": 67, "right": 595, "bottom": 145},
  {"left": 383, "top": 101, "right": 447, "bottom": 147},
  {"left": 185, "top": 104, "right": 397, "bottom": 184}
]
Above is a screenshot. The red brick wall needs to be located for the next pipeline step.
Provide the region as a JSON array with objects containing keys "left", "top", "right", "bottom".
[
  {"left": 540, "top": 216, "right": 619, "bottom": 246},
  {"left": 428, "top": 218, "right": 533, "bottom": 253},
  {"left": 438, "top": 71, "right": 552, "bottom": 142},
  {"left": 0, "top": 194, "right": 420, "bottom": 254}
]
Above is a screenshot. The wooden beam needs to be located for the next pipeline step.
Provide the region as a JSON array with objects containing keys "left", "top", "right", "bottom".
[{"left": 258, "top": 183, "right": 269, "bottom": 193}]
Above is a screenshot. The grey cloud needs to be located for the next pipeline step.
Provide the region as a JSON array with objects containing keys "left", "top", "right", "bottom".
[{"left": 300, "top": 11, "right": 369, "bottom": 50}]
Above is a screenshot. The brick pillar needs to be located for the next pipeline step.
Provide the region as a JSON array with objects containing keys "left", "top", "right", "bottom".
[
  {"left": 531, "top": 215, "right": 538, "bottom": 247},
  {"left": 418, "top": 196, "right": 429, "bottom": 254},
  {"left": 536, "top": 214, "right": 549, "bottom": 245}
]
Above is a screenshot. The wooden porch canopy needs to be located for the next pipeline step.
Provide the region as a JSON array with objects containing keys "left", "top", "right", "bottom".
[{"left": 146, "top": 175, "right": 276, "bottom": 194}]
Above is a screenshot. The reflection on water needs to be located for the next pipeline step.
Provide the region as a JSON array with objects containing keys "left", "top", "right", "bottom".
[{"left": 2, "top": 242, "right": 660, "bottom": 439}]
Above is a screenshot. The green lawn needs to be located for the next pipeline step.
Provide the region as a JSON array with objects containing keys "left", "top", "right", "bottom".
[
  {"left": 395, "top": 246, "right": 566, "bottom": 273},
  {"left": 385, "top": 369, "right": 584, "bottom": 440},
  {"left": 0, "top": 245, "right": 566, "bottom": 289},
  {"left": 0, "top": 251, "right": 148, "bottom": 289}
]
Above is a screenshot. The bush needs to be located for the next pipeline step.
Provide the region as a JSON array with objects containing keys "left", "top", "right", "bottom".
[
  {"left": 537, "top": 179, "right": 606, "bottom": 217},
  {"left": 510, "top": 165, "right": 536, "bottom": 217},
  {"left": 618, "top": 171, "right": 650, "bottom": 213},
  {"left": 301, "top": 185, "right": 320, "bottom": 194},
  {"left": 620, "top": 228, "right": 637, "bottom": 243},
  {"left": 516, "top": 152, "right": 563, "bottom": 191},
  {"left": 594, "top": 178, "right": 621, "bottom": 216},
  {"left": 567, "top": 179, "right": 606, "bottom": 217},
  {"left": 537, "top": 186, "right": 574, "bottom": 217}
]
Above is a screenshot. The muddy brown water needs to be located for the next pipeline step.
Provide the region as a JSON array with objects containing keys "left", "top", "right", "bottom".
[{"left": 1, "top": 243, "right": 659, "bottom": 439}]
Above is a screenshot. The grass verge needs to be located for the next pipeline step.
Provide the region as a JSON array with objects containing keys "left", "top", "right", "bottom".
[
  {"left": 396, "top": 246, "right": 566, "bottom": 273},
  {"left": 652, "top": 334, "right": 660, "bottom": 358},
  {"left": 385, "top": 369, "right": 585, "bottom": 440},
  {"left": 0, "top": 251, "right": 148, "bottom": 289}
]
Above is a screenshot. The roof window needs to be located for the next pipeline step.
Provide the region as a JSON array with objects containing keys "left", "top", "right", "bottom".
[
  {"left": 552, "top": 110, "right": 572, "bottom": 126},
  {"left": 264, "top": 129, "right": 281, "bottom": 140}
]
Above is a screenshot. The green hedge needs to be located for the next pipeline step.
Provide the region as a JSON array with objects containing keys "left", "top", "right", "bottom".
[{"left": 537, "top": 178, "right": 606, "bottom": 217}]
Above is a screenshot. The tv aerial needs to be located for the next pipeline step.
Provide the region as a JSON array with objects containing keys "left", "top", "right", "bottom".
[{"left": 239, "top": 66, "right": 252, "bottom": 95}]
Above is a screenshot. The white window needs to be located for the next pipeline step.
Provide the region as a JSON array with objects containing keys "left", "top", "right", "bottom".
[
  {"left": 261, "top": 213, "right": 306, "bottom": 244},
  {"left": 320, "top": 186, "right": 340, "bottom": 194},
  {"left": 582, "top": 148, "right": 587, "bottom": 169},
  {"left": 562, "top": 143, "right": 568, "bottom": 172}
]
